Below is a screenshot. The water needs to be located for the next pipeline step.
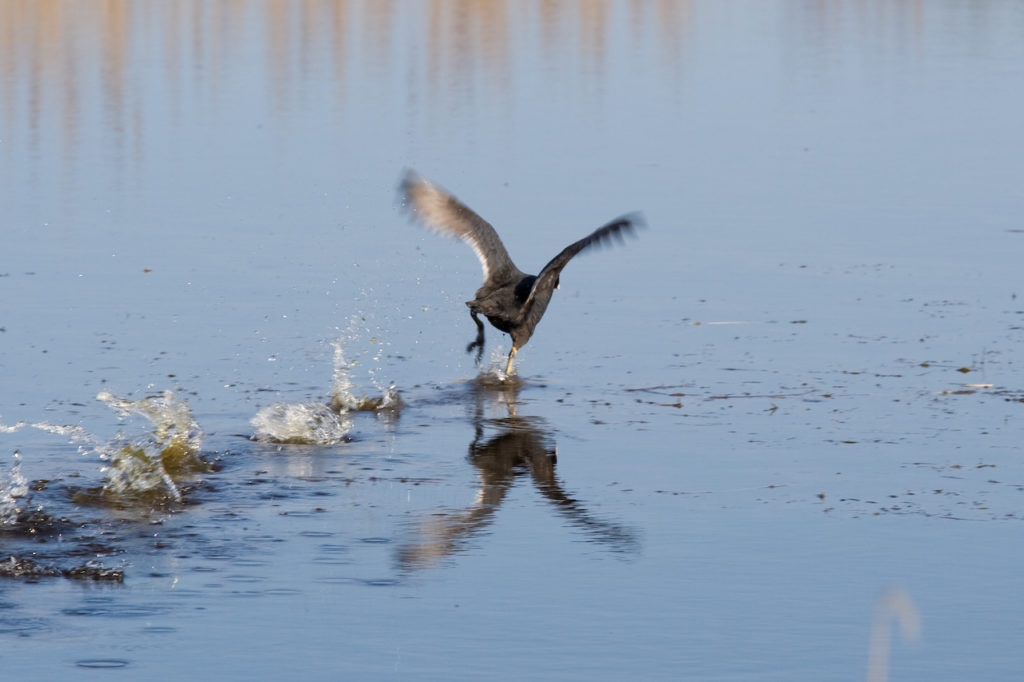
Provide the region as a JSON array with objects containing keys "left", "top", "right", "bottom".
[{"left": 2, "top": 1, "right": 1024, "bottom": 678}]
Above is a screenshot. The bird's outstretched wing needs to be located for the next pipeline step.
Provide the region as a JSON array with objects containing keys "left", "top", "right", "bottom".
[
  {"left": 523, "top": 213, "right": 644, "bottom": 313},
  {"left": 399, "top": 170, "right": 520, "bottom": 286}
]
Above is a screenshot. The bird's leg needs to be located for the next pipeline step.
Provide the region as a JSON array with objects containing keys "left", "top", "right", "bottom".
[
  {"left": 504, "top": 346, "right": 518, "bottom": 376},
  {"left": 466, "top": 310, "right": 485, "bottom": 365}
]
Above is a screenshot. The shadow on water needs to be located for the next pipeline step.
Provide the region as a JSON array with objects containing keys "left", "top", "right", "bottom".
[{"left": 397, "top": 378, "right": 640, "bottom": 571}]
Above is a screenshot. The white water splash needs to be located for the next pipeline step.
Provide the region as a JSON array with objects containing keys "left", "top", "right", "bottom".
[
  {"left": 330, "top": 332, "right": 400, "bottom": 412},
  {"left": 329, "top": 338, "right": 359, "bottom": 411},
  {"left": 0, "top": 391, "right": 204, "bottom": 505},
  {"left": 96, "top": 390, "right": 206, "bottom": 502},
  {"left": 0, "top": 451, "right": 29, "bottom": 526},
  {"left": 251, "top": 402, "right": 354, "bottom": 445},
  {"left": 0, "top": 420, "right": 102, "bottom": 448},
  {"left": 102, "top": 445, "right": 182, "bottom": 503},
  {"left": 474, "top": 345, "right": 521, "bottom": 387},
  {"left": 251, "top": 335, "right": 400, "bottom": 445},
  {"left": 97, "top": 390, "right": 203, "bottom": 454}
]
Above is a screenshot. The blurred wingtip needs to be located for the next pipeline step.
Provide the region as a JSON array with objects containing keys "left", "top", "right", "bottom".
[
  {"left": 397, "top": 168, "right": 431, "bottom": 215},
  {"left": 397, "top": 167, "right": 418, "bottom": 196},
  {"left": 399, "top": 167, "right": 421, "bottom": 188},
  {"left": 605, "top": 211, "right": 646, "bottom": 242},
  {"left": 623, "top": 211, "right": 647, "bottom": 232}
]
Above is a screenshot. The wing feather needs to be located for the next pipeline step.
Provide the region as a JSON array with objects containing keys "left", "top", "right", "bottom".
[
  {"left": 399, "top": 170, "right": 520, "bottom": 286},
  {"left": 523, "top": 213, "right": 644, "bottom": 312}
]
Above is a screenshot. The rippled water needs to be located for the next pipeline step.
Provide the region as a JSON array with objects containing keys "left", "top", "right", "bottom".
[{"left": 2, "top": 1, "right": 1024, "bottom": 679}]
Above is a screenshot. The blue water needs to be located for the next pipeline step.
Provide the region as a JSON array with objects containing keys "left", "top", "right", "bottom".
[{"left": 2, "top": 1, "right": 1024, "bottom": 679}]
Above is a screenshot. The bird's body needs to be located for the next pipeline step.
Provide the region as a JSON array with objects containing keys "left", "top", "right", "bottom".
[{"left": 399, "top": 170, "right": 641, "bottom": 374}]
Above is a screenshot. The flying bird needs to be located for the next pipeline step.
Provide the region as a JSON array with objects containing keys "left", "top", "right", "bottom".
[{"left": 399, "top": 170, "right": 642, "bottom": 375}]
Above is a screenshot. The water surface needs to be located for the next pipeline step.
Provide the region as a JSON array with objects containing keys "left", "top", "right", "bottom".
[{"left": 2, "top": 1, "right": 1024, "bottom": 679}]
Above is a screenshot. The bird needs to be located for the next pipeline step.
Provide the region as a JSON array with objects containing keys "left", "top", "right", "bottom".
[{"left": 399, "top": 170, "right": 642, "bottom": 375}]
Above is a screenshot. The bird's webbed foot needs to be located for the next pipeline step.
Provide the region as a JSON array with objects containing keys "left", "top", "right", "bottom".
[{"left": 466, "top": 311, "right": 485, "bottom": 365}]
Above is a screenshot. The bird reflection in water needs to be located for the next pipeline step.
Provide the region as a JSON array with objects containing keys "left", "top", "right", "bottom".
[{"left": 397, "top": 380, "right": 639, "bottom": 570}]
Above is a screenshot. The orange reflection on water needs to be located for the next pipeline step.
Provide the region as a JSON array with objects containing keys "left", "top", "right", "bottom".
[{"left": 0, "top": 0, "right": 691, "bottom": 166}]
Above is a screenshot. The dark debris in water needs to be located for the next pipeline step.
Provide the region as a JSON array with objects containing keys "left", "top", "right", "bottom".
[
  {"left": 471, "top": 373, "right": 525, "bottom": 391},
  {"left": 0, "top": 556, "right": 123, "bottom": 583},
  {"left": 76, "top": 659, "right": 131, "bottom": 669},
  {"left": 69, "top": 485, "right": 183, "bottom": 510},
  {"left": 330, "top": 390, "right": 405, "bottom": 414},
  {"left": 63, "top": 541, "right": 124, "bottom": 559},
  {"left": 0, "top": 506, "right": 72, "bottom": 537},
  {"left": 62, "top": 563, "right": 125, "bottom": 582},
  {"left": 0, "top": 557, "right": 61, "bottom": 579}
]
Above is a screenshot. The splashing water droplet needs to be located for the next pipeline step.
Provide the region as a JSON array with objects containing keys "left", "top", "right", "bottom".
[
  {"left": 0, "top": 451, "right": 29, "bottom": 526},
  {"left": 250, "top": 403, "right": 354, "bottom": 445},
  {"left": 474, "top": 346, "right": 522, "bottom": 388},
  {"left": 96, "top": 390, "right": 207, "bottom": 503},
  {"left": 250, "top": 333, "right": 402, "bottom": 444}
]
